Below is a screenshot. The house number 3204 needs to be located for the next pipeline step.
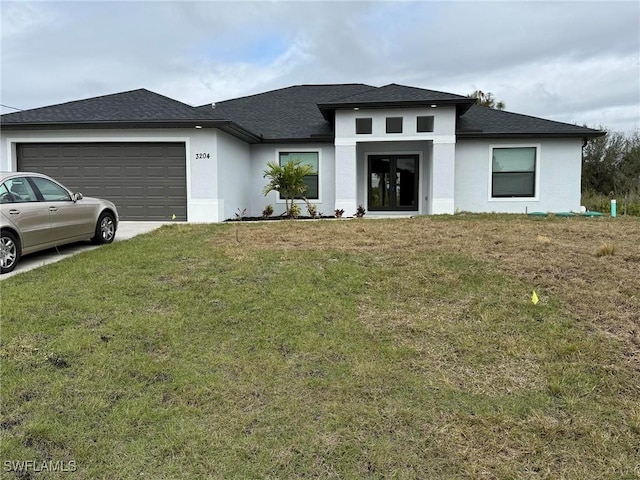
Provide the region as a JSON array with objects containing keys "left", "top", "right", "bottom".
[{"left": 195, "top": 153, "right": 211, "bottom": 159}]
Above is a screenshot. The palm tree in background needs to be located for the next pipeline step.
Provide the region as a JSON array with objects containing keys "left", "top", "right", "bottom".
[{"left": 467, "top": 90, "right": 506, "bottom": 110}]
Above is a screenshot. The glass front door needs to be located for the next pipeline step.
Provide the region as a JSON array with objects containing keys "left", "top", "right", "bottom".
[{"left": 368, "top": 155, "right": 419, "bottom": 211}]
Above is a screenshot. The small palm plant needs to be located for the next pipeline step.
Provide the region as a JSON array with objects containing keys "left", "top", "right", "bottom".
[
  {"left": 263, "top": 160, "right": 314, "bottom": 217},
  {"left": 262, "top": 204, "right": 274, "bottom": 217}
]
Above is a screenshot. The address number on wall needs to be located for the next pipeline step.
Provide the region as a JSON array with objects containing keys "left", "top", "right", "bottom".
[{"left": 195, "top": 153, "right": 211, "bottom": 159}]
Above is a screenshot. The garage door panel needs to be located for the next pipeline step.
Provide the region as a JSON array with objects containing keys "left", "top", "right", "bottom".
[
  {"left": 145, "top": 145, "right": 167, "bottom": 157},
  {"left": 82, "top": 166, "right": 102, "bottom": 177},
  {"left": 146, "top": 166, "right": 166, "bottom": 178},
  {"left": 81, "top": 145, "right": 102, "bottom": 157},
  {"left": 62, "top": 146, "right": 80, "bottom": 157},
  {"left": 17, "top": 142, "right": 187, "bottom": 221},
  {"left": 146, "top": 185, "right": 167, "bottom": 197},
  {"left": 167, "top": 202, "right": 187, "bottom": 210},
  {"left": 35, "top": 166, "right": 63, "bottom": 178},
  {"left": 19, "top": 145, "right": 40, "bottom": 158},
  {"left": 61, "top": 165, "right": 83, "bottom": 177},
  {"left": 124, "top": 206, "right": 145, "bottom": 217},
  {"left": 103, "top": 165, "right": 124, "bottom": 177},
  {"left": 147, "top": 205, "right": 168, "bottom": 214},
  {"left": 82, "top": 186, "right": 105, "bottom": 197},
  {"left": 78, "top": 179, "right": 113, "bottom": 187},
  {"left": 167, "top": 165, "right": 186, "bottom": 176},
  {"left": 103, "top": 185, "right": 125, "bottom": 196},
  {"left": 40, "top": 146, "right": 61, "bottom": 157},
  {"left": 102, "top": 145, "right": 122, "bottom": 157},
  {"left": 165, "top": 144, "right": 185, "bottom": 155},
  {"left": 123, "top": 165, "right": 144, "bottom": 177},
  {"left": 121, "top": 145, "right": 144, "bottom": 157},
  {"left": 125, "top": 185, "right": 145, "bottom": 196}
]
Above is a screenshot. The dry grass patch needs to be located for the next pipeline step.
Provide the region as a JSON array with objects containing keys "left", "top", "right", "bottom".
[
  {"left": 1, "top": 215, "right": 638, "bottom": 479},
  {"left": 217, "top": 215, "right": 640, "bottom": 365},
  {"left": 596, "top": 241, "right": 616, "bottom": 257}
]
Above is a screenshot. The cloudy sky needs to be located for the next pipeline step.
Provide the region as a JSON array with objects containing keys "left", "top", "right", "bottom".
[{"left": 1, "top": 0, "right": 639, "bottom": 133}]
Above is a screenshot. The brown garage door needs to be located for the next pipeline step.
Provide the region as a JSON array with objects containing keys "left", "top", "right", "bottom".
[{"left": 17, "top": 142, "right": 187, "bottom": 221}]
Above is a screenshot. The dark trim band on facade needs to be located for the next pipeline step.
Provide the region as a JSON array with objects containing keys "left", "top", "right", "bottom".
[{"left": 0, "top": 120, "right": 263, "bottom": 143}]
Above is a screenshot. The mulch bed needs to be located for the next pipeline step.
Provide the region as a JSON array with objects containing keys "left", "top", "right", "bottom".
[{"left": 225, "top": 215, "right": 347, "bottom": 222}]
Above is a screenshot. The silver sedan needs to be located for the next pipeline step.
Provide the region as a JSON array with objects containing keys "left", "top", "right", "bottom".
[{"left": 0, "top": 172, "right": 119, "bottom": 274}]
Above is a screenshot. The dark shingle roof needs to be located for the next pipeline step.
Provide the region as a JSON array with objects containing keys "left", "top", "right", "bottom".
[
  {"left": 318, "top": 83, "right": 475, "bottom": 119},
  {"left": 1, "top": 84, "right": 603, "bottom": 141},
  {"left": 456, "top": 105, "right": 603, "bottom": 138},
  {"left": 321, "top": 83, "right": 472, "bottom": 105},
  {"left": 0, "top": 88, "right": 261, "bottom": 142},
  {"left": 1, "top": 89, "right": 208, "bottom": 124},
  {"left": 196, "top": 84, "right": 374, "bottom": 141}
]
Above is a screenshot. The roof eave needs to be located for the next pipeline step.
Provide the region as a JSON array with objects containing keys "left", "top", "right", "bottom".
[
  {"left": 318, "top": 99, "right": 475, "bottom": 120},
  {"left": 456, "top": 130, "right": 606, "bottom": 139},
  {"left": 215, "top": 121, "right": 263, "bottom": 143},
  {"left": 260, "top": 135, "right": 335, "bottom": 144},
  {"left": 0, "top": 119, "right": 263, "bottom": 143}
]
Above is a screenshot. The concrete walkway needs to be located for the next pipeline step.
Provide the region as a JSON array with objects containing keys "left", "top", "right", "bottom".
[{"left": 1, "top": 221, "right": 168, "bottom": 280}]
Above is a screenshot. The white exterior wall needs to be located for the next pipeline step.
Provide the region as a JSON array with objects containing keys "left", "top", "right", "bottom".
[
  {"left": 455, "top": 138, "right": 584, "bottom": 213},
  {"left": 334, "top": 106, "right": 457, "bottom": 215},
  {"left": 0, "top": 118, "right": 586, "bottom": 222},
  {"left": 335, "top": 144, "right": 357, "bottom": 215},
  {"left": 0, "top": 127, "right": 224, "bottom": 222},
  {"left": 248, "top": 143, "right": 336, "bottom": 217},
  {"left": 432, "top": 142, "right": 456, "bottom": 214},
  {"left": 216, "top": 131, "right": 251, "bottom": 221},
  {"left": 334, "top": 106, "right": 456, "bottom": 139}
]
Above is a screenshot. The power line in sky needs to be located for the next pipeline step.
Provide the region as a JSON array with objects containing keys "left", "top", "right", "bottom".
[{"left": 0, "top": 103, "right": 23, "bottom": 111}]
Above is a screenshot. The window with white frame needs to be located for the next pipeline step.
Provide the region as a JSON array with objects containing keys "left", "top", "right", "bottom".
[
  {"left": 491, "top": 147, "right": 537, "bottom": 198},
  {"left": 278, "top": 151, "right": 319, "bottom": 200}
]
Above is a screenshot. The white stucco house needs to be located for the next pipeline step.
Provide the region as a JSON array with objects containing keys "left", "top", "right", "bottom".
[{"left": 0, "top": 83, "right": 603, "bottom": 221}]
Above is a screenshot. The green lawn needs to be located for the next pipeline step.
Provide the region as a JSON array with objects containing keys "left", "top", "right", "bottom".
[{"left": 1, "top": 217, "right": 639, "bottom": 479}]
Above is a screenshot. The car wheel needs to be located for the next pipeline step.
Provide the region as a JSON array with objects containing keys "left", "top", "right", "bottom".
[
  {"left": 0, "top": 230, "right": 20, "bottom": 274},
  {"left": 92, "top": 212, "right": 116, "bottom": 245}
]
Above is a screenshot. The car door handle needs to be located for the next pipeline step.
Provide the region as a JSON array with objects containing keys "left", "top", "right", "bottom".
[
  {"left": 8, "top": 209, "right": 20, "bottom": 215},
  {"left": 49, "top": 206, "right": 58, "bottom": 212}
]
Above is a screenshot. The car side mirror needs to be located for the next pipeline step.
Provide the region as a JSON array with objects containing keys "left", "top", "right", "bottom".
[{"left": 72, "top": 192, "right": 83, "bottom": 202}]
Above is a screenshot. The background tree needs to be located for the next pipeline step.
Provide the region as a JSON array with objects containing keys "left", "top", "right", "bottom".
[
  {"left": 581, "top": 129, "right": 626, "bottom": 194},
  {"left": 581, "top": 128, "right": 638, "bottom": 195},
  {"left": 619, "top": 130, "right": 640, "bottom": 194},
  {"left": 582, "top": 127, "right": 640, "bottom": 215},
  {"left": 467, "top": 90, "right": 506, "bottom": 110},
  {"left": 263, "top": 159, "right": 314, "bottom": 217}
]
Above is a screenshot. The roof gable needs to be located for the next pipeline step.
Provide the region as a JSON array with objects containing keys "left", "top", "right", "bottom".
[
  {"left": 197, "top": 84, "right": 374, "bottom": 141},
  {"left": 1, "top": 89, "right": 210, "bottom": 124},
  {"left": 456, "top": 105, "right": 603, "bottom": 138},
  {"left": 324, "top": 83, "right": 470, "bottom": 104},
  {"left": 317, "top": 83, "right": 476, "bottom": 119}
]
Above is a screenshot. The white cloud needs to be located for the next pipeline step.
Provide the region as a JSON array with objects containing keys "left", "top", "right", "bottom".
[
  {"left": 0, "top": 1, "right": 57, "bottom": 40},
  {"left": 1, "top": 0, "right": 638, "bottom": 132},
  {"left": 158, "top": 41, "right": 312, "bottom": 105}
]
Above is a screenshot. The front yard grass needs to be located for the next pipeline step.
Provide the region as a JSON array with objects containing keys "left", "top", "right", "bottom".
[{"left": 1, "top": 215, "right": 639, "bottom": 479}]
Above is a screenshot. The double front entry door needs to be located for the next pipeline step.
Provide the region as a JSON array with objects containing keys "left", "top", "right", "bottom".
[{"left": 368, "top": 154, "right": 419, "bottom": 211}]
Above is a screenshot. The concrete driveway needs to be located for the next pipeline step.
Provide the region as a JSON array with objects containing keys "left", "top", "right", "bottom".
[{"left": 1, "top": 221, "right": 168, "bottom": 280}]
